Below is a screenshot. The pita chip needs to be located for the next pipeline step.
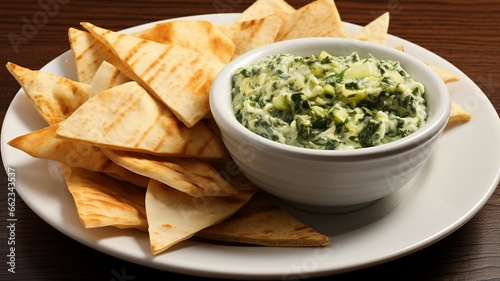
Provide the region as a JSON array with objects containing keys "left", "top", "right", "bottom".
[
  {"left": 64, "top": 167, "right": 148, "bottom": 231},
  {"left": 132, "top": 20, "right": 232, "bottom": 99},
  {"left": 102, "top": 149, "right": 238, "bottom": 197},
  {"left": 276, "top": 0, "right": 348, "bottom": 41},
  {"left": 426, "top": 63, "right": 460, "bottom": 84},
  {"left": 6, "top": 62, "right": 90, "bottom": 125},
  {"left": 146, "top": 176, "right": 256, "bottom": 255},
  {"left": 197, "top": 192, "right": 329, "bottom": 246},
  {"left": 352, "top": 12, "right": 390, "bottom": 45},
  {"left": 8, "top": 123, "right": 149, "bottom": 187},
  {"left": 448, "top": 101, "right": 472, "bottom": 125},
  {"left": 236, "top": 0, "right": 295, "bottom": 22},
  {"left": 90, "top": 61, "right": 131, "bottom": 98},
  {"left": 56, "top": 81, "right": 225, "bottom": 159},
  {"left": 134, "top": 20, "right": 234, "bottom": 65},
  {"left": 68, "top": 27, "right": 116, "bottom": 84},
  {"left": 231, "top": 13, "right": 285, "bottom": 58},
  {"left": 81, "top": 22, "right": 212, "bottom": 127}
]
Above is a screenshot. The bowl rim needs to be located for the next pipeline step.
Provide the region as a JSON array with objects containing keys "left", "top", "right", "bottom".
[{"left": 210, "top": 37, "right": 451, "bottom": 160}]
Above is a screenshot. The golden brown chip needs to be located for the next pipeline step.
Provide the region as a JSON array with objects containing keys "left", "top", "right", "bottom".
[
  {"left": 276, "top": 0, "right": 347, "bottom": 41},
  {"left": 102, "top": 149, "right": 238, "bottom": 197},
  {"left": 90, "top": 61, "right": 131, "bottom": 98},
  {"left": 56, "top": 81, "right": 225, "bottom": 159},
  {"left": 6, "top": 62, "right": 90, "bottom": 125},
  {"left": 197, "top": 192, "right": 329, "bottom": 246},
  {"left": 351, "top": 12, "right": 390, "bottom": 45},
  {"left": 8, "top": 123, "right": 149, "bottom": 187},
  {"left": 448, "top": 101, "right": 472, "bottom": 125},
  {"left": 214, "top": 23, "right": 240, "bottom": 42},
  {"left": 230, "top": 13, "right": 286, "bottom": 58},
  {"left": 64, "top": 167, "right": 148, "bottom": 231},
  {"left": 426, "top": 63, "right": 460, "bottom": 83},
  {"left": 236, "top": 0, "right": 295, "bottom": 22},
  {"left": 68, "top": 27, "right": 116, "bottom": 84},
  {"left": 81, "top": 22, "right": 213, "bottom": 127},
  {"left": 146, "top": 175, "right": 257, "bottom": 255},
  {"left": 134, "top": 20, "right": 234, "bottom": 65}
]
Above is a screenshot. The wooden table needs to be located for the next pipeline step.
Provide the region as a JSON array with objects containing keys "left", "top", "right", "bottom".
[{"left": 1, "top": 0, "right": 498, "bottom": 280}]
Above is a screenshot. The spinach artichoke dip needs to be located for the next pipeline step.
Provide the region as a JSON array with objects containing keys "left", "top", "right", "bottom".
[{"left": 231, "top": 51, "right": 428, "bottom": 150}]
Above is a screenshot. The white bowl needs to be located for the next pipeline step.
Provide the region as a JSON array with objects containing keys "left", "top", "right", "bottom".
[{"left": 210, "top": 38, "right": 450, "bottom": 213}]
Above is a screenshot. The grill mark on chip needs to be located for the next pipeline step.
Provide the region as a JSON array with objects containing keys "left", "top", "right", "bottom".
[
  {"left": 109, "top": 68, "right": 124, "bottom": 86},
  {"left": 133, "top": 106, "right": 170, "bottom": 150},
  {"left": 152, "top": 117, "right": 188, "bottom": 153},
  {"left": 75, "top": 38, "right": 100, "bottom": 61},
  {"left": 187, "top": 69, "right": 207, "bottom": 94},
  {"left": 102, "top": 92, "right": 142, "bottom": 134},
  {"left": 193, "top": 132, "right": 216, "bottom": 156},
  {"left": 124, "top": 37, "right": 149, "bottom": 66},
  {"left": 144, "top": 46, "right": 174, "bottom": 85}
]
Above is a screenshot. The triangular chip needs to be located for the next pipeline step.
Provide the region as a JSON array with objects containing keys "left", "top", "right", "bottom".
[
  {"left": 5, "top": 62, "right": 90, "bottom": 125},
  {"left": 352, "top": 12, "right": 390, "bottom": 45},
  {"left": 56, "top": 81, "right": 225, "bottom": 159},
  {"left": 214, "top": 23, "right": 240, "bottom": 42},
  {"left": 426, "top": 63, "right": 460, "bottom": 84},
  {"left": 236, "top": 0, "right": 295, "bottom": 22},
  {"left": 90, "top": 61, "right": 131, "bottom": 98},
  {"left": 69, "top": 28, "right": 141, "bottom": 84},
  {"left": 102, "top": 149, "right": 237, "bottom": 197},
  {"left": 64, "top": 167, "right": 148, "bottom": 231},
  {"left": 68, "top": 27, "right": 116, "bottom": 84},
  {"left": 81, "top": 22, "right": 212, "bottom": 127},
  {"left": 276, "top": 0, "right": 347, "bottom": 41},
  {"left": 146, "top": 176, "right": 257, "bottom": 255},
  {"left": 8, "top": 123, "right": 149, "bottom": 187},
  {"left": 133, "top": 20, "right": 234, "bottom": 65},
  {"left": 448, "top": 101, "right": 472, "bottom": 125},
  {"left": 132, "top": 20, "right": 231, "bottom": 98},
  {"left": 197, "top": 192, "right": 329, "bottom": 246},
  {"left": 230, "top": 13, "right": 286, "bottom": 58}
]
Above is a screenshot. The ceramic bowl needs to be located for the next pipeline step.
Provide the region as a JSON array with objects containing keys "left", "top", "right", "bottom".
[{"left": 210, "top": 37, "right": 450, "bottom": 213}]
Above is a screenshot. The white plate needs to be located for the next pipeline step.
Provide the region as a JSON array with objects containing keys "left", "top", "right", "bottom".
[{"left": 2, "top": 13, "right": 500, "bottom": 280}]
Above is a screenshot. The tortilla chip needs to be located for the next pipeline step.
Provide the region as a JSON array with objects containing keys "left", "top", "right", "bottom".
[
  {"left": 90, "top": 61, "right": 131, "bottom": 98},
  {"left": 146, "top": 176, "right": 256, "bottom": 255},
  {"left": 64, "top": 167, "right": 148, "bottom": 231},
  {"left": 231, "top": 13, "right": 286, "bottom": 58},
  {"left": 426, "top": 63, "right": 460, "bottom": 83},
  {"left": 5, "top": 62, "right": 90, "bottom": 125},
  {"left": 8, "top": 123, "right": 149, "bottom": 187},
  {"left": 102, "top": 149, "right": 238, "bottom": 197},
  {"left": 448, "top": 101, "right": 471, "bottom": 125},
  {"left": 81, "top": 22, "right": 212, "bottom": 127},
  {"left": 236, "top": 0, "right": 295, "bottom": 22},
  {"left": 276, "top": 0, "right": 347, "bottom": 41},
  {"left": 56, "top": 81, "right": 225, "bottom": 159},
  {"left": 352, "top": 12, "right": 390, "bottom": 45},
  {"left": 134, "top": 20, "right": 234, "bottom": 65},
  {"left": 197, "top": 192, "right": 329, "bottom": 246}
]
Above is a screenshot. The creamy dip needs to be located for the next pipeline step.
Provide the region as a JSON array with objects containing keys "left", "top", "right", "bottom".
[{"left": 232, "top": 51, "right": 427, "bottom": 150}]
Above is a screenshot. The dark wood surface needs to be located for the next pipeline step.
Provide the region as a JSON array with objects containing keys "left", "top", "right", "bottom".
[{"left": 1, "top": 0, "right": 499, "bottom": 280}]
